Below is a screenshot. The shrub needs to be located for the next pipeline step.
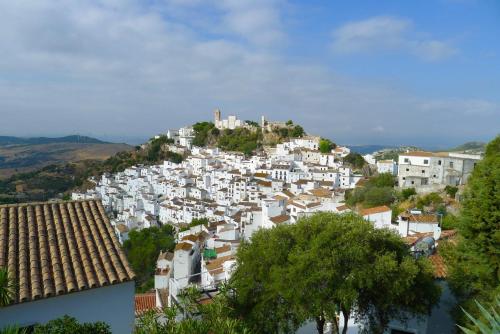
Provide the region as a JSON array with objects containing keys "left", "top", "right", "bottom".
[
  {"left": 445, "top": 185, "right": 459, "bottom": 198},
  {"left": 33, "top": 315, "right": 111, "bottom": 334},
  {"left": 401, "top": 187, "right": 417, "bottom": 200}
]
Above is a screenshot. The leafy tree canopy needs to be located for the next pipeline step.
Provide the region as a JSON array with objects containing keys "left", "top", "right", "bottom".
[
  {"left": 443, "top": 135, "right": 500, "bottom": 330},
  {"left": 230, "top": 212, "right": 440, "bottom": 334},
  {"left": 319, "top": 138, "right": 337, "bottom": 153},
  {"left": 343, "top": 152, "right": 366, "bottom": 170},
  {"left": 123, "top": 225, "right": 176, "bottom": 292}
]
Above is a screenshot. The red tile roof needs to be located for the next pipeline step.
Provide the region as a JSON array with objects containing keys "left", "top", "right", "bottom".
[
  {"left": 0, "top": 200, "right": 135, "bottom": 306},
  {"left": 135, "top": 293, "right": 159, "bottom": 316},
  {"left": 360, "top": 205, "right": 391, "bottom": 216},
  {"left": 429, "top": 254, "right": 447, "bottom": 279},
  {"left": 270, "top": 214, "right": 290, "bottom": 224}
]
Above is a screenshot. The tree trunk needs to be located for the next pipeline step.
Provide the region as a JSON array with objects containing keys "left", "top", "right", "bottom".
[
  {"left": 341, "top": 308, "right": 350, "bottom": 334},
  {"left": 316, "top": 315, "right": 326, "bottom": 334}
]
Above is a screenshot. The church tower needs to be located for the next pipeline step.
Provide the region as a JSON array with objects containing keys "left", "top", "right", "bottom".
[
  {"left": 214, "top": 108, "right": 221, "bottom": 122},
  {"left": 214, "top": 108, "right": 222, "bottom": 129}
]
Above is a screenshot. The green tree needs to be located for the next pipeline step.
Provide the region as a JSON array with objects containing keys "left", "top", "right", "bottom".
[
  {"left": 319, "top": 139, "right": 336, "bottom": 153},
  {"left": 0, "top": 267, "right": 15, "bottom": 306},
  {"left": 344, "top": 153, "right": 366, "bottom": 170},
  {"left": 444, "top": 185, "right": 459, "bottom": 198},
  {"left": 291, "top": 125, "right": 305, "bottom": 138},
  {"left": 444, "top": 135, "right": 500, "bottom": 329},
  {"left": 368, "top": 173, "right": 395, "bottom": 188},
  {"left": 192, "top": 122, "right": 215, "bottom": 147},
  {"left": 123, "top": 225, "right": 176, "bottom": 292},
  {"left": 230, "top": 212, "right": 440, "bottom": 334}
]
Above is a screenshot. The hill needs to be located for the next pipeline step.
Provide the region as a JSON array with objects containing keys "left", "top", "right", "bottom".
[
  {"left": 447, "top": 141, "right": 486, "bottom": 154},
  {"left": 0, "top": 136, "right": 132, "bottom": 178},
  {"left": 0, "top": 135, "right": 106, "bottom": 146},
  {"left": 347, "top": 145, "right": 395, "bottom": 155}
]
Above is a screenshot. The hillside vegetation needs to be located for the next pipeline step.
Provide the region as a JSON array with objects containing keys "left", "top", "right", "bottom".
[
  {"left": 192, "top": 120, "right": 305, "bottom": 155},
  {"left": 448, "top": 141, "right": 486, "bottom": 153}
]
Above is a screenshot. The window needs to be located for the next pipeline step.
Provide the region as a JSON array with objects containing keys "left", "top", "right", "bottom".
[
  {"left": 424, "top": 159, "right": 429, "bottom": 164},
  {"left": 404, "top": 158, "right": 409, "bottom": 163},
  {"left": 406, "top": 168, "right": 409, "bottom": 172},
  {"left": 433, "top": 174, "right": 437, "bottom": 178},
  {"left": 411, "top": 181, "right": 414, "bottom": 185},
  {"left": 438, "top": 160, "right": 442, "bottom": 165},
  {"left": 391, "top": 330, "right": 415, "bottom": 334},
  {"left": 422, "top": 170, "right": 425, "bottom": 173},
  {"left": 402, "top": 177, "right": 406, "bottom": 180},
  {"left": 450, "top": 161, "right": 454, "bottom": 168}
]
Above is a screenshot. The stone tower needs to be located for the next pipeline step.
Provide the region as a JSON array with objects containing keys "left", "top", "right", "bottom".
[{"left": 214, "top": 108, "right": 221, "bottom": 123}]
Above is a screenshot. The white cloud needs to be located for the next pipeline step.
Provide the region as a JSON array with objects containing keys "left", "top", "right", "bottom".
[
  {"left": 0, "top": 2, "right": 495, "bottom": 146},
  {"left": 331, "top": 16, "right": 457, "bottom": 61}
]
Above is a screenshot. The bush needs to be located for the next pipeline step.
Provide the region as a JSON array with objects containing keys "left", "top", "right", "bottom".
[
  {"left": 33, "top": 315, "right": 111, "bottom": 334},
  {"left": 192, "top": 122, "right": 215, "bottom": 147},
  {"left": 401, "top": 187, "right": 417, "bottom": 200},
  {"left": 441, "top": 213, "right": 458, "bottom": 230},
  {"left": 445, "top": 185, "right": 459, "bottom": 198},
  {"left": 344, "top": 152, "right": 366, "bottom": 170},
  {"left": 368, "top": 173, "right": 395, "bottom": 188},
  {"left": 319, "top": 138, "right": 336, "bottom": 153},
  {"left": 363, "top": 186, "right": 395, "bottom": 207},
  {"left": 416, "top": 192, "right": 443, "bottom": 210}
]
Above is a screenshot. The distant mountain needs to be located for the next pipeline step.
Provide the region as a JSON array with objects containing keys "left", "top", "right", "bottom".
[
  {"left": 0, "top": 136, "right": 132, "bottom": 179},
  {"left": 0, "top": 135, "right": 107, "bottom": 146},
  {"left": 448, "top": 141, "right": 486, "bottom": 153},
  {"left": 346, "top": 145, "right": 396, "bottom": 155}
]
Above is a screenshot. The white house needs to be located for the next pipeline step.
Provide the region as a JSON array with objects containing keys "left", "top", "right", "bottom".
[
  {"left": 398, "top": 212, "right": 441, "bottom": 238},
  {"left": 376, "top": 160, "right": 397, "bottom": 176},
  {"left": 360, "top": 205, "right": 393, "bottom": 230},
  {"left": 398, "top": 151, "right": 480, "bottom": 189}
]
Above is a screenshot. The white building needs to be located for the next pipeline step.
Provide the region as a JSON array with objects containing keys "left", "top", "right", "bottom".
[
  {"left": 398, "top": 151, "right": 481, "bottom": 189},
  {"left": 376, "top": 159, "right": 397, "bottom": 175},
  {"left": 360, "top": 205, "right": 393, "bottom": 230},
  {"left": 214, "top": 109, "right": 244, "bottom": 130}
]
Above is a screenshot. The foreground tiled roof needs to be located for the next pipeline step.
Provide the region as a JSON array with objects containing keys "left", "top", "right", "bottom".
[{"left": 0, "top": 200, "right": 135, "bottom": 305}]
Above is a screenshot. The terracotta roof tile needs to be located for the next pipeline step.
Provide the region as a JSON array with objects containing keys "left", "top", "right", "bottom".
[
  {"left": 270, "top": 214, "right": 290, "bottom": 224},
  {"left": 215, "top": 244, "right": 231, "bottom": 254},
  {"left": 135, "top": 293, "right": 159, "bottom": 316},
  {"left": 360, "top": 205, "right": 391, "bottom": 216},
  {"left": 429, "top": 253, "right": 447, "bottom": 279},
  {"left": 175, "top": 242, "right": 193, "bottom": 251},
  {"left": 0, "top": 200, "right": 135, "bottom": 306}
]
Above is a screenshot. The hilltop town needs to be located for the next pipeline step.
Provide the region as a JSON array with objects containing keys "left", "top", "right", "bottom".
[
  {"left": 0, "top": 110, "right": 495, "bottom": 334},
  {"left": 70, "top": 110, "right": 482, "bottom": 315}
]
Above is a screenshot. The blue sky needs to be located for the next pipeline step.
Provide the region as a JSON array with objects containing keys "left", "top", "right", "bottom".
[{"left": 0, "top": 0, "right": 498, "bottom": 148}]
